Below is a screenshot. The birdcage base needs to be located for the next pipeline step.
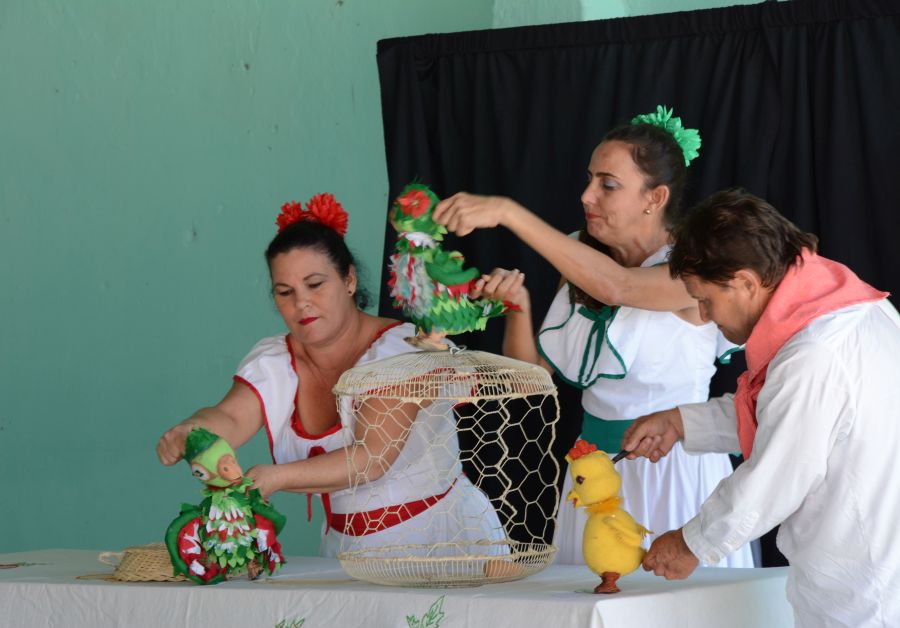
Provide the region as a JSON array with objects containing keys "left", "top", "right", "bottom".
[{"left": 337, "top": 540, "right": 556, "bottom": 588}]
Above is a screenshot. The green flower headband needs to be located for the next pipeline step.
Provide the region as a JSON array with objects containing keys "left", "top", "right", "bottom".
[{"left": 631, "top": 105, "right": 701, "bottom": 166}]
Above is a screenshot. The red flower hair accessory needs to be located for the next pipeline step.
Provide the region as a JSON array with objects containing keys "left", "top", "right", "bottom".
[
  {"left": 275, "top": 193, "right": 349, "bottom": 237},
  {"left": 305, "top": 193, "right": 348, "bottom": 236},
  {"left": 276, "top": 201, "right": 305, "bottom": 232},
  {"left": 568, "top": 439, "right": 599, "bottom": 460}
]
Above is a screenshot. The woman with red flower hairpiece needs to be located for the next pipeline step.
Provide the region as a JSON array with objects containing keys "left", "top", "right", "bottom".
[{"left": 158, "top": 194, "right": 504, "bottom": 557}]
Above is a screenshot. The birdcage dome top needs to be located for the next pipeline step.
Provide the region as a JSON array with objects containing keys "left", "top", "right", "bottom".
[{"left": 333, "top": 348, "right": 555, "bottom": 402}]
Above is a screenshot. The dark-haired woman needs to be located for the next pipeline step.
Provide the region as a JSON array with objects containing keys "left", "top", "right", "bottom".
[
  {"left": 158, "top": 196, "right": 504, "bottom": 556},
  {"left": 434, "top": 109, "right": 754, "bottom": 567}
]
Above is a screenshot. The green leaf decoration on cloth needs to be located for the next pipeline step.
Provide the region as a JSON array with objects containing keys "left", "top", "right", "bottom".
[
  {"left": 631, "top": 105, "right": 701, "bottom": 166},
  {"left": 274, "top": 620, "right": 305, "bottom": 628},
  {"left": 406, "top": 595, "right": 446, "bottom": 628}
]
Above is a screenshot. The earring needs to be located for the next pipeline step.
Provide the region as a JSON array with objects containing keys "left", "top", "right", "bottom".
[{"left": 643, "top": 208, "right": 652, "bottom": 215}]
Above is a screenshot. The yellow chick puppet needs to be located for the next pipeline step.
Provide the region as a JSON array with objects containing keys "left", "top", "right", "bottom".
[{"left": 566, "top": 439, "right": 652, "bottom": 593}]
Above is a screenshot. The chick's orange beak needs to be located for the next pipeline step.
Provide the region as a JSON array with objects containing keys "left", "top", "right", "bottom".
[{"left": 566, "top": 489, "right": 579, "bottom": 508}]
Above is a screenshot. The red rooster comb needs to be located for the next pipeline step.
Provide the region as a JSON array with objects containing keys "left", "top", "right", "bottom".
[{"left": 568, "top": 439, "right": 599, "bottom": 460}]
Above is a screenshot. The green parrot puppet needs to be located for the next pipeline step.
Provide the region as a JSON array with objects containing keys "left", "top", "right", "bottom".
[
  {"left": 387, "top": 183, "right": 517, "bottom": 348},
  {"left": 164, "top": 428, "right": 286, "bottom": 584}
]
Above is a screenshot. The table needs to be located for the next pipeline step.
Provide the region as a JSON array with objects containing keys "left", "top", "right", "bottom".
[{"left": 0, "top": 550, "right": 793, "bottom": 627}]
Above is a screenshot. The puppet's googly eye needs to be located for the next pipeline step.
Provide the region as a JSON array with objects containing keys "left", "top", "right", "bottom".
[{"left": 191, "top": 464, "right": 211, "bottom": 482}]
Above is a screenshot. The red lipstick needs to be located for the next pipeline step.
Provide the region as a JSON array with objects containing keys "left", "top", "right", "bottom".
[{"left": 299, "top": 317, "right": 318, "bottom": 326}]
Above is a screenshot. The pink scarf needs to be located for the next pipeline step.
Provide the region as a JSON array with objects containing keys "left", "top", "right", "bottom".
[{"left": 733, "top": 250, "right": 888, "bottom": 458}]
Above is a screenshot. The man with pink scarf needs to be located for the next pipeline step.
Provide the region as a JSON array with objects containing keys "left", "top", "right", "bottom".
[{"left": 622, "top": 189, "right": 900, "bottom": 628}]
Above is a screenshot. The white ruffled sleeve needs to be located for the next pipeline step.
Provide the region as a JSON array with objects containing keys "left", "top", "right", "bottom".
[
  {"left": 536, "top": 285, "right": 649, "bottom": 388},
  {"left": 235, "top": 335, "right": 291, "bottom": 389},
  {"left": 231, "top": 335, "right": 298, "bottom": 461}
]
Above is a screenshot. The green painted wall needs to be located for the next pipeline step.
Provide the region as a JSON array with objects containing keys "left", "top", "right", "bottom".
[
  {"left": 493, "top": 0, "right": 771, "bottom": 27},
  {"left": 0, "top": 0, "right": 491, "bottom": 556},
  {"left": 493, "top": 0, "right": 583, "bottom": 27},
  {"left": 581, "top": 0, "right": 767, "bottom": 21}
]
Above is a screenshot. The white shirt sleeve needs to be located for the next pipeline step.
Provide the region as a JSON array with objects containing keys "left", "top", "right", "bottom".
[
  {"left": 679, "top": 393, "right": 741, "bottom": 454},
  {"left": 681, "top": 338, "right": 852, "bottom": 565}
]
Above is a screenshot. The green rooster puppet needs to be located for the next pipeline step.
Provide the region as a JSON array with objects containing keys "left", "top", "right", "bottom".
[
  {"left": 165, "top": 428, "right": 286, "bottom": 584},
  {"left": 388, "top": 183, "right": 517, "bottom": 349}
]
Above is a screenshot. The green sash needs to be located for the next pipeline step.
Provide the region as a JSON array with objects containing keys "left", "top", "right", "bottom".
[
  {"left": 575, "top": 305, "right": 617, "bottom": 385},
  {"left": 580, "top": 411, "right": 633, "bottom": 453}
]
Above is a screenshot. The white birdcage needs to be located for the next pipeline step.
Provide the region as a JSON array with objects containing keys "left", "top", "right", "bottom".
[{"left": 332, "top": 346, "right": 560, "bottom": 587}]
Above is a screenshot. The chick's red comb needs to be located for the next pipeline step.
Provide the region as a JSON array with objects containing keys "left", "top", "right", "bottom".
[
  {"left": 568, "top": 439, "right": 599, "bottom": 460},
  {"left": 276, "top": 193, "right": 348, "bottom": 236}
]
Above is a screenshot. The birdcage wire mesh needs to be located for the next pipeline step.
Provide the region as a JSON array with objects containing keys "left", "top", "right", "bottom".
[{"left": 332, "top": 348, "right": 560, "bottom": 587}]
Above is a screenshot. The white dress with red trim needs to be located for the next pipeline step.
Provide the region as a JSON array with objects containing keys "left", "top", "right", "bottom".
[
  {"left": 235, "top": 322, "right": 505, "bottom": 557},
  {"left": 539, "top": 245, "right": 754, "bottom": 567}
]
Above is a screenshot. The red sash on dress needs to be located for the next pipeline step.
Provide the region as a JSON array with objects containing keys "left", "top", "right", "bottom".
[
  {"left": 330, "top": 478, "right": 457, "bottom": 537},
  {"left": 306, "top": 450, "right": 459, "bottom": 537}
]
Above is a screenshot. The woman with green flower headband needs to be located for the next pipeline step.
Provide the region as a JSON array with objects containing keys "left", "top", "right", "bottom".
[{"left": 433, "top": 106, "right": 754, "bottom": 569}]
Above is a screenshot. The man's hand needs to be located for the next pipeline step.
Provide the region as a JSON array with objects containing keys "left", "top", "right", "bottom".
[
  {"left": 643, "top": 529, "right": 699, "bottom": 579},
  {"left": 622, "top": 408, "right": 684, "bottom": 462}
]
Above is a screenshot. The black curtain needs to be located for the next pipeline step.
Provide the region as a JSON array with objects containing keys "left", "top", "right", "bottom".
[{"left": 375, "top": 0, "right": 900, "bottom": 556}]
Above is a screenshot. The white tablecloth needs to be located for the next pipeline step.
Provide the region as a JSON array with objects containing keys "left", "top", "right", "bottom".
[{"left": 0, "top": 549, "right": 793, "bottom": 627}]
